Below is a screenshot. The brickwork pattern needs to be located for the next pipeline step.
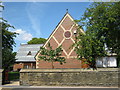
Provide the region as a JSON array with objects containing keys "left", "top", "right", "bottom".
[
  {"left": 14, "top": 62, "right": 36, "bottom": 71},
  {"left": 37, "top": 58, "right": 81, "bottom": 69},
  {"left": 36, "top": 13, "right": 87, "bottom": 69},
  {"left": 20, "top": 69, "right": 119, "bottom": 87}
]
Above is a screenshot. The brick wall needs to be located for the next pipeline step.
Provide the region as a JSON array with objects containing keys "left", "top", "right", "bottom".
[
  {"left": 37, "top": 58, "right": 89, "bottom": 69},
  {"left": 13, "top": 63, "right": 24, "bottom": 71},
  {"left": 36, "top": 13, "right": 89, "bottom": 69},
  {"left": 13, "top": 62, "right": 36, "bottom": 71},
  {"left": 37, "top": 58, "right": 82, "bottom": 69},
  {"left": 20, "top": 68, "right": 119, "bottom": 87},
  {"left": 0, "top": 69, "right": 3, "bottom": 85}
]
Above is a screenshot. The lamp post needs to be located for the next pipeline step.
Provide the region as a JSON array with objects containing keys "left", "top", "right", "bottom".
[
  {"left": 0, "top": 2, "right": 4, "bottom": 69},
  {"left": 0, "top": 2, "right": 4, "bottom": 85}
]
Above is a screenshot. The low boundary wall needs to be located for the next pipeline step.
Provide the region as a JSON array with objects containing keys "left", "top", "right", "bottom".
[{"left": 20, "top": 68, "right": 119, "bottom": 87}]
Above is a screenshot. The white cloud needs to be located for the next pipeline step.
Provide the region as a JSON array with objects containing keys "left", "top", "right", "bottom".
[
  {"left": 14, "top": 29, "right": 33, "bottom": 41},
  {"left": 27, "top": 14, "right": 41, "bottom": 36},
  {"left": 25, "top": 3, "right": 47, "bottom": 37}
]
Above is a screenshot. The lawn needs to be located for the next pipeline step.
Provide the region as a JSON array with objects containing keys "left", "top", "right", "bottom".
[{"left": 8, "top": 71, "right": 20, "bottom": 81}]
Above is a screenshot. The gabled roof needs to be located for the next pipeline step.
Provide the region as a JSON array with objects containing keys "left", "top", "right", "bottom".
[
  {"left": 16, "top": 44, "right": 43, "bottom": 62},
  {"left": 35, "top": 12, "right": 84, "bottom": 60}
]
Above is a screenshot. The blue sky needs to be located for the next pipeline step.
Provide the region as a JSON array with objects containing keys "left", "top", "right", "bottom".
[{"left": 3, "top": 2, "right": 91, "bottom": 52}]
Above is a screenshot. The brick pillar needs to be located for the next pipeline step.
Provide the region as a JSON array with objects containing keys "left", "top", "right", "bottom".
[{"left": 31, "top": 63, "right": 33, "bottom": 69}]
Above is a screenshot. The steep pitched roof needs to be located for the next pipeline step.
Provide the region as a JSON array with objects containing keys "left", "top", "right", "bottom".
[
  {"left": 16, "top": 44, "right": 43, "bottom": 62},
  {"left": 35, "top": 12, "right": 84, "bottom": 60}
]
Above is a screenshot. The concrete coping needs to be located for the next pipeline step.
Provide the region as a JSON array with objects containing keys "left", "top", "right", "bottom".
[
  {"left": 0, "top": 69, "right": 3, "bottom": 73},
  {"left": 20, "top": 68, "right": 118, "bottom": 73}
]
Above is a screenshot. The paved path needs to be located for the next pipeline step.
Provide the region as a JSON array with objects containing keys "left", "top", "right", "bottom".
[
  {"left": 0, "top": 81, "right": 118, "bottom": 90},
  {"left": 3, "top": 81, "right": 19, "bottom": 86},
  {"left": 0, "top": 87, "right": 118, "bottom": 90},
  {"left": 0, "top": 86, "right": 118, "bottom": 90}
]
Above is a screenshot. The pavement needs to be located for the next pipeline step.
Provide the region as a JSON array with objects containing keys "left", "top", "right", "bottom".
[
  {"left": 0, "top": 81, "right": 119, "bottom": 90},
  {"left": 0, "top": 86, "right": 119, "bottom": 90},
  {"left": 3, "top": 81, "right": 19, "bottom": 86}
]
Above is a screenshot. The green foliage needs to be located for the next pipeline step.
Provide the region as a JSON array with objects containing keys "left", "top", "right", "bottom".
[
  {"left": 0, "top": 6, "right": 17, "bottom": 70},
  {"left": 8, "top": 71, "right": 19, "bottom": 81},
  {"left": 76, "top": 2, "right": 120, "bottom": 68},
  {"left": 2, "top": 19, "right": 17, "bottom": 50},
  {"left": 27, "top": 37, "right": 47, "bottom": 44},
  {"left": 2, "top": 49, "right": 16, "bottom": 70},
  {"left": 38, "top": 42, "right": 66, "bottom": 69},
  {"left": 82, "top": 2, "right": 120, "bottom": 54},
  {"left": 75, "top": 29, "right": 106, "bottom": 70}
]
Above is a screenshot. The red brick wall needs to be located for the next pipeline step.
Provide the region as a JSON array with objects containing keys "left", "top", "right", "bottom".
[
  {"left": 36, "top": 13, "right": 88, "bottom": 69},
  {"left": 13, "top": 62, "right": 36, "bottom": 71},
  {"left": 13, "top": 63, "right": 24, "bottom": 71},
  {"left": 37, "top": 58, "right": 81, "bottom": 69}
]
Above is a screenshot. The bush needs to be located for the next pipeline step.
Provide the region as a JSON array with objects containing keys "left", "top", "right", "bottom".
[{"left": 8, "top": 71, "right": 19, "bottom": 81}]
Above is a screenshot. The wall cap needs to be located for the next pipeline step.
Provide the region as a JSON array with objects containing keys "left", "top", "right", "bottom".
[{"left": 20, "top": 68, "right": 118, "bottom": 73}]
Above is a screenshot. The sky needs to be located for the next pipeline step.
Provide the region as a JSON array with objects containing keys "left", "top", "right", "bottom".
[{"left": 3, "top": 2, "right": 92, "bottom": 52}]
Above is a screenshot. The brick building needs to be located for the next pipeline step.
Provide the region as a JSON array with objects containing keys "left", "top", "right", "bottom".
[
  {"left": 13, "top": 44, "right": 43, "bottom": 71},
  {"left": 35, "top": 12, "right": 87, "bottom": 69}
]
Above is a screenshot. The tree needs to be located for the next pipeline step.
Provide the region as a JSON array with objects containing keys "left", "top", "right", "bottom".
[
  {"left": 75, "top": 27, "right": 106, "bottom": 70},
  {"left": 75, "top": 2, "right": 120, "bottom": 68},
  {"left": 2, "top": 49, "right": 16, "bottom": 70},
  {"left": 1, "top": 13, "right": 17, "bottom": 70},
  {"left": 38, "top": 43, "right": 66, "bottom": 69},
  {"left": 82, "top": 2, "right": 120, "bottom": 53},
  {"left": 27, "top": 37, "right": 47, "bottom": 44},
  {"left": 0, "top": 4, "right": 17, "bottom": 84}
]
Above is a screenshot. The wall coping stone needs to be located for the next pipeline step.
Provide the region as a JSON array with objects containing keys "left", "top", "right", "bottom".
[{"left": 20, "top": 68, "right": 118, "bottom": 73}]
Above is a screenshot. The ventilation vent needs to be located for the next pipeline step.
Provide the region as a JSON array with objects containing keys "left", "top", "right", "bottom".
[{"left": 27, "top": 51, "right": 32, "bottom": 55}]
